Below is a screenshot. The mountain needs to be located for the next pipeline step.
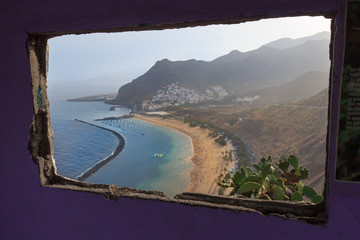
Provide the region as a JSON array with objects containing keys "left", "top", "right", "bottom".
[
  {"left": 110, "top": 34, "right": 330, "bottom": 107},
  {"left": 262, "top": 31, "right": 330, "bottom": 49},
  {"left": 241, "top": 71, "right": 329, "bottom": 106},
  {"left": 110, "top": 58, "right": 209, "bottom": 106}
]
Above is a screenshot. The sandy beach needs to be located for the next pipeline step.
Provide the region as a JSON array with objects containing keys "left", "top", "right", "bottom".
[{"left": 134, "top": 114, "right": 234, "bottom": 195}]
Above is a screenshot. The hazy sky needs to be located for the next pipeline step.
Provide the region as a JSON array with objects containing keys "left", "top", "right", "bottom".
[{"left": 47, "top": 16, "right": 331, "bottom": 100}]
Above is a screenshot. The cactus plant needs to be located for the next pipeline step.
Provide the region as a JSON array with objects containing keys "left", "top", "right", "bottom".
[{"left": 217, "top": 155, "right": 323, "bottom": 203}]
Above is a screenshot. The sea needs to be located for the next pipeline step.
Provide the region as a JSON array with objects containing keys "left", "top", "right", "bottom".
[{"left": 50, "top": 99, "right": 194, "bottom": 197}]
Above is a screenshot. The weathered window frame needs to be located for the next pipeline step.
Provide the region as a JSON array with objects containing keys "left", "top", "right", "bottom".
[{"left": 28, "top": 14, "right": 336, "bottom": 223}]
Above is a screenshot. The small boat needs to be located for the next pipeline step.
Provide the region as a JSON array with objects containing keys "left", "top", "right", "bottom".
[{"left": 152, "top": 152, "right": 165, "bottom": 158}]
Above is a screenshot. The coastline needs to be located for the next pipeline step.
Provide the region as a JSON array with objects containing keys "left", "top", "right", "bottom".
[
  {"left": 74, "top": 119, "right": 125, "bottom": 181},
  {"left": 133, "top": 114, "right": 234, "bottom": 195}
]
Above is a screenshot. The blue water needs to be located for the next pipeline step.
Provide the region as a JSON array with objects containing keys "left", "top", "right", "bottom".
[{"left": 50, "top": 100, "right": 194, "bottom": 197}]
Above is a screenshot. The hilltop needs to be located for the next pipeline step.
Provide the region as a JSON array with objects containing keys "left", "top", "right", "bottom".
[
  {"left": 238, "top": 71, "right": 329, "bottom": 106},
  {"left": 262, "top": 31, "right": 330, "bottom": 49},
  {"left": 109, "top": 32, "right": 330, "bottom": 107}
]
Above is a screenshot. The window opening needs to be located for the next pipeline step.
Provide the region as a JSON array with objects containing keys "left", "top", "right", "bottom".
[{"left": 29, "top": 15, "right": 333, "bottom": 222}]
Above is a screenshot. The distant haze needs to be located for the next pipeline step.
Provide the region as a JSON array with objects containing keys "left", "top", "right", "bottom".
[{"left": 47, "top": 16, "right": 331, "bottom": 100}]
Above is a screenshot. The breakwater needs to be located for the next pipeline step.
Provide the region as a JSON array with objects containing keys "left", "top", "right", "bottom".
[
  {"left": 94, "top": 114, "right": 133, "bottom": 121},
  {"left": 74, "top": 119, "right": 125, "bottom": 181}
]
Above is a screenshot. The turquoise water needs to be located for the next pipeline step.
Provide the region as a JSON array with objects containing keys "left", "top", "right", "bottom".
[{"left": 50, "top": 100, "right": 194, "bottom": 197}]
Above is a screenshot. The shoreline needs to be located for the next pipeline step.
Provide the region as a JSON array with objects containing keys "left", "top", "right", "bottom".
[
  {"left": 133, "top": 114, "right": 234, "bottom": 195},
  {"left": 74, "top": 119, "right": 125, "bottom": 181}
]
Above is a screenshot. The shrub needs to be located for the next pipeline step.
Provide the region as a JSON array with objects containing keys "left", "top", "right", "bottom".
[
  {"left": 215, "top": 136, "right": 227, "bottom": 146},
  {"left": 189, "top": 121, "right": 197, "bottom": 127},
  {"left": 209, "top": 131, "right": 219, "bottom": 138}
]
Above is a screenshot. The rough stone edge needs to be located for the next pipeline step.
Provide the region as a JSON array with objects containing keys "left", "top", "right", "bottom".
[
  {"left": 26, "top": 12, "right": 335, "bottom": 224},
  {"left": 34, "top": 10, "right": 335, "bottom": 37}
]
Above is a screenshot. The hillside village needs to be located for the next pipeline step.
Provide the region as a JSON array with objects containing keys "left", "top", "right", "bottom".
[{"left": 141, "top": 83, "right": 229, "bottom": 111}]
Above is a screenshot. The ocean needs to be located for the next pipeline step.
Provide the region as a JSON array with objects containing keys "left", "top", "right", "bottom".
[{"left": 50, "top": 99, "right": 194, "bottom": 197}]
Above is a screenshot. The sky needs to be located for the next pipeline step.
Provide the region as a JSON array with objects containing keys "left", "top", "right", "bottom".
[{"left": 47, "top": 16, "right": 331, "bottom": 100}]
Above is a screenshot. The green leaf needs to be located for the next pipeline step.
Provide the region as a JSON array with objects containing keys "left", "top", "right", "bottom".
[
  {"left": 277, "top": 179, "right": 285, "bottom": 189},
  {"left": 272, "top": 185, "right": 285, "bottom": 200},
  {"left": 272, "top": 170, "right": 280, "bottom": 180},
  {"left": 261, "top": 164, "right": 272, "bottom": 179},
  {"left": 295, "top": 168, "right": 301, "bottom": 176},
  {"left": 311, "top": 195, "right": 324, "bottom": 204},
  {"left": 238, "top": 175, "right": 262, "bottom": 187},
  {"left": 232, "top": 170, "right": 246, "bottom": 186},
  {"left": 289, "top": 155, "right": 298, "bottom": 168},
  {"left": 303, "top": 186, "right": 317, "bottom": 199},
  {"left": 276, "top": 159, "right": 289, "bottom": 173},
  {"left": 262, "top": 156, "right": 272, "bottom": 165},
  {"left": 291, "top": 191, "right": 303, "bottom": 202},
  {"left": 297, "top": 181, "right": 304, "bottom": 194},
  {"left": 253, "top": 164, "right": 261, "bottom": 172},
  {"left": 244, "top": 167, "right": 254, "bottom": 176},
  {"left": 269, "top": 174, "right": 277, "bottom": 184},
  {"left": 237, "top": 182, "right": 261, "bottom": 194},
  {"left": 298, "top": 167, "right": 309, "bottom": 180}
]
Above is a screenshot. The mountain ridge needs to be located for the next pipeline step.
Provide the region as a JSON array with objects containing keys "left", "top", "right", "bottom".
[
  {"left": 240, "top": 71, "right": 329, "bottom": 106},
  {"left": 262, "top": 31, "right": 330, "bottom": 49},
  {"left": 110, "top": 33, "right": 330, "bottom": 107}
]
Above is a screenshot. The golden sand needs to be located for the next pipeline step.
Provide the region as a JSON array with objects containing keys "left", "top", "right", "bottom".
[{"left": 133, "top": 114, "right": 234, "bottom": 195}]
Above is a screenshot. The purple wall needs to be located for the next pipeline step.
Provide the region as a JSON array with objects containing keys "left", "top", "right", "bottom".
[{"left": 1, "top": 0, "right": 358, "bottom": 239}]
